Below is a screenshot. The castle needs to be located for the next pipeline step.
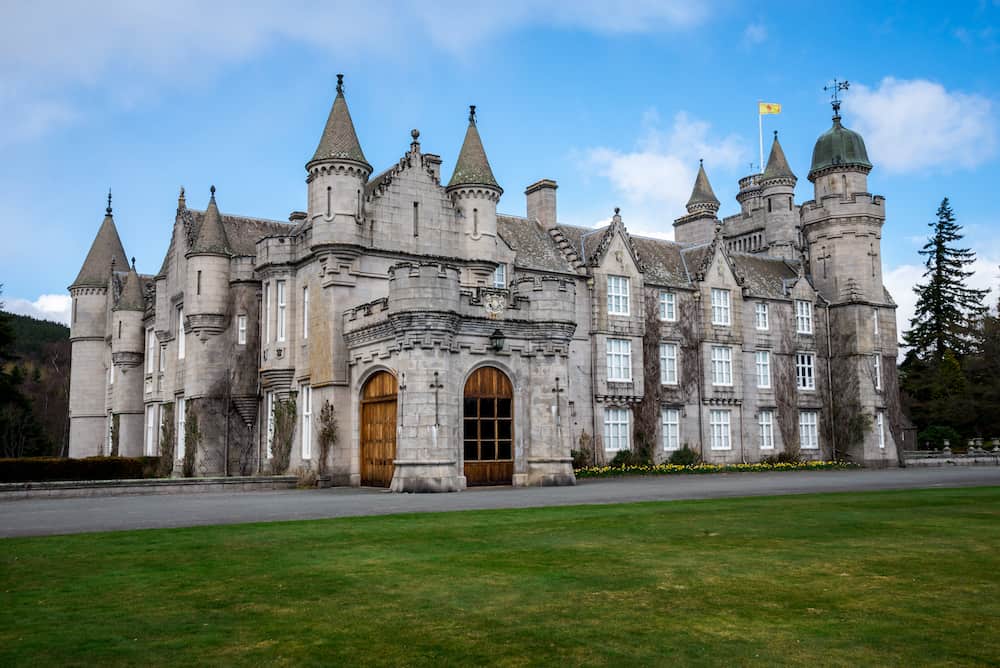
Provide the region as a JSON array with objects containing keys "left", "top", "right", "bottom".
[{"left": 67, "top": 76, "right": 900, "bottom": 491}]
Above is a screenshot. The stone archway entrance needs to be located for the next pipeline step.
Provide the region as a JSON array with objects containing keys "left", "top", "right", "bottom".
[
  {"left": 360, "top": 371, "right": 397, "bottom": 488},
  {"left": 463, "top": 367, "right": 514, "bottom": 486}
]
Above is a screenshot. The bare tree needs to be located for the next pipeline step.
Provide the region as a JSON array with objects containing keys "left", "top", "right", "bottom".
[{"left": 632, "top": 289, "right": 662, "bottom": 465}]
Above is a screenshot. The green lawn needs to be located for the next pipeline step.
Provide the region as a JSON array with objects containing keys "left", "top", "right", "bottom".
[{"left": 2, "top": 488, "right": 999, "bottom": 667}]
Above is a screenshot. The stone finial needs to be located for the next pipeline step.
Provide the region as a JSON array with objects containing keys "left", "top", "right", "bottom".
[
  {"left": 178, "top": 186, "right": 186, "bottom": 209},
  {"left": 410, "top": 128, "right": 420, "bottom": 153}
]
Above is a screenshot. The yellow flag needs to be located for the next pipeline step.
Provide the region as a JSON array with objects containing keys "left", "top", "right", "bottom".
[{"left": 759, "top": 102, "right": 781, "bottom": 115}]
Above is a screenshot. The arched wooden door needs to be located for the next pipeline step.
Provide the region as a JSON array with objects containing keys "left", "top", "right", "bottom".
[
  {"left": 463, "top": 367, "right": 514, "bottom": 486},
  {"left": 360, "top": 371, "right": 397, "bottom": 488}
]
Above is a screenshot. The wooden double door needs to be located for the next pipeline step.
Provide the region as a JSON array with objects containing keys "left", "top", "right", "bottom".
[
  {"left": 463, "top": 367, "right": 514, "bottom": 486},
  {"left": 360, "top": 371, "right": 397, "bottom": 488}
]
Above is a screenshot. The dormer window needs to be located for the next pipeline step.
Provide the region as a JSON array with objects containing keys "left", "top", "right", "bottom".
[
  {"left": 796, "top": 300, "right": 813, "bottom": 334},
  {"left": 711, "top": 288, "right": 731, "bottom": 326},
  {"left": 607, "top": 276, "right": 629, "bottom": 316}
]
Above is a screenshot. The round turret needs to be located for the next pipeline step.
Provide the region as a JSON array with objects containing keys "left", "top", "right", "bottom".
[
  {"left": 808, "top": 116, "right": 872, "bottom": 181},
  {"left": 388, "top": 262, "right": 461, "bottom": 314},
  {"left": 184, "top": 187, "right": 231, "bottom": 337},
  {"left": 448, "top": 106, "right": 502, "bottom": 265}
]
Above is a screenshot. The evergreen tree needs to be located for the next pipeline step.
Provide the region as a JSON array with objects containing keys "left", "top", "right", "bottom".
[{"left": 902, "top": 199, "right": 989, "bottom": 361}]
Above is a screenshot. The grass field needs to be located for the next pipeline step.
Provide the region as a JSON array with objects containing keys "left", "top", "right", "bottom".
[{"left": 2, "top": 487, "right": 999, "bottom": 666}]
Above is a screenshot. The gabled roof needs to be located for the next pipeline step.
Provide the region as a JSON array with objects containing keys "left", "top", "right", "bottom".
[
  {"left": 308, "top": 75, "right": 370, "bottom": 170},
  {"left": 70, "top": 208, "right": 129, "bottom": 289},
  {"left": 762, "top": 133, "right": 796, "bottom": 182},
  {"left": 728, "top": 253, "right": 799, "bottom": 298},
  {"left": 497, "top": 215, "right": 575, "bottom": 274},
  {"left": 188, "top": 187, "right": 231, "bottom": 256},
  {"left": 447, "top": 107, "right": 501, "bottom": 191}
]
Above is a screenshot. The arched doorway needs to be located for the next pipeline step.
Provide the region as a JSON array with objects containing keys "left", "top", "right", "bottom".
[
  {"left": 463, "top": 367, "right": 514, "bottom": 486},
  {"left": 360, "top": 371, "right": 397, "bottom": 488}
]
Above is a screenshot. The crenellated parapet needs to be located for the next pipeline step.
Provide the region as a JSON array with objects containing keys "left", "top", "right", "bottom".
[
  {"left": 511, "top": 274, "right": 576, "bottom": 323},
  {"left": 388, "top": 261, "right": 462, "bottom": 314}
]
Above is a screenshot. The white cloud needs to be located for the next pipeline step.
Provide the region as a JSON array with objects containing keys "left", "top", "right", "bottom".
[
  {"left": 849, "top": 77, "right": 997, "bottom": 172},
  {"left": 884, "top": 256, "right": 999, "bottom": 347},
  {"left": 584, "top": 111, "right": 746, "bottom": 236},
  {"left": 3, "top": 294, "right": 72, "bottom": 326},
  {"left": 742, "top": 22, "right": 768, "bottom": 46},
  {"left": 0, "top": 1, "right": 712, "bottom": 144}
]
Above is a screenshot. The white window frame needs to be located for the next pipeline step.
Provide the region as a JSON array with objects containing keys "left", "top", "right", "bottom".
[
  {"left": 711, "top": 345, "right": 733, "bottom": 386},
  {"left": 144, "top": 404, "right": 158, "bottom": 456},
  {"left": 758, "top": 410, "right": 774, "bottom": 450},
  {"left": 158, "top": 344, "right": 166, "bottom": 372},
  {"left": 237, "top": 315, "right": 247, "bottom": 346},
  {"left": 873, "top": 308, "right": 880, "bottom": 338},
  {"left": 873, "top": 354, "right": 882, "bottom": 391},
  {"left": 176, "top": 397, "right": 186, "bottom": 460},
  {"left": 177, "top": 306, "right": 185, "bottom": 359},
  {"left": 145, "top": 328, "right": 156, "bottom": 374},
  {"left": 108, "top": 364, "right": 114, "bottom": 386},
  {"left": 755, "top": 350, "right": 771, "bottom": 389},
  {"left": 606, "top": 338, "right": 632, "bottom": 382},
  {"left": 604, "top": 407, "right": 630, "bottom": 451},
  {"left": 302, "top": 286, "right": 309, "bottom": 340},
  {"left": 493, "top": 264, "right": 506, "bottom": 289},
  {"left": 265, "top": 392, "right": 275, "bottom": 459},
  {"left": 659, "top": 291, "right": 676, "bottom": 322},
  {"left": 711, "top": 288, "right": 731, "bottom": 326},
  {"left": 660, "top": 342, "right": 678, "bottom": 385},
  {"left": 755, "top": 302, "right": 769, "bottom": 330},
  {"left": 607, "top": 275, "right": 630, "bottom": 316},
  {"left": 300, "top": 384, "right": 312, "bottom": 460},
  {"left": 796, "top": 300, "right": 813, "bottom": 334},
  {"left": 799, "top": 410, "right": 819, "bottom": 450},
  {"left": 264, "top": 282, "right": 271, "bottom": 343},
  {"left": 709, "top": 409, "right": 732, "bottom": 450},
  {"left": 661, "top": 407, "right": 680, "bottom": 451},
  {"left": 796, "top": 352, "right": 815, "bottom": 391},
  {"left": 877, "top": 412, "right": 886, "bottom": 449},
  {"left": 276, "top": 280, "right": 287, "bottom": 342}
]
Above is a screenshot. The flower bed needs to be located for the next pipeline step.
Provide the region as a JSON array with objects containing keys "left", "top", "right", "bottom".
[{"left": 574, "top": 460, "right": 858, "bottom": 478}]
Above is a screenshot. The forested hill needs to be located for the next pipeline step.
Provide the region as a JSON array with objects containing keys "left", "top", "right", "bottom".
[{"left": 3, "top": 312, "right": 69, "bottom": 357}]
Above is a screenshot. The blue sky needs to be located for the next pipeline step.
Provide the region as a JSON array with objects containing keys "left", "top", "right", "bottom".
[{"left": 1, "top": 0, "right": 997, "bottom": 333}]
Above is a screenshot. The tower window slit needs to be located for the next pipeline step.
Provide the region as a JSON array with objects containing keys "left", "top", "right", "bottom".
[
  {"left": 413, "top": 201, "right": 419, "bottom": 237},
  {"left": 767, "top": 198, "right": 772, "bottom": 212},
  {"left": 473, "top": 208, "right": 479, "bottom": 236},
  {"left": 326, "top": 186, "right": 331, "bottom": 217},
  {"left": 197, "top": 270, "right": 201, "bottom": 295}
]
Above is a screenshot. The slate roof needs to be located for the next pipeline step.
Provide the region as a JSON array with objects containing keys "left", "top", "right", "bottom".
[
  {"left": 687, "top": 162, "right": 720, "bottom": 209},
  {"left": 629, "top": 236, "right": 689, "bottom": 287},
  {"left": 447, "top": 112, "right": 500, "bottom": 191},
  {"left": 728, "top": 253, "right": 799, "bottom": 298},
  {"left": 189, "top": 189, "right": 231, "bottom": 255},
  {"left": 555, "top": 224, "right": 610, "bottom": 266},
  {"left": 70, "top": 212, "right": 130, "bottom": 289},
  {"left": 497, "top": 215, "right": 575, "bottom": 274},
  {"left": 308, "top": 81, "right": 370, "bottom": 169},
  {"left": 191, "top": 210, "right": 291, "bottom": 256},
  {"left": 762, "top": 133, "right": 796, "bottom": 182},
  {"left": 114, "top": 266, "right": 145, "bottom": 311}
]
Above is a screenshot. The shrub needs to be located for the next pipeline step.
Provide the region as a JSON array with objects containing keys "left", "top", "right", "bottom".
[
  {"left": 317, "top": 400, "right": 338, "bottom": 476},
  {"left": 294, "top": 466, "right": 318, "bottom": 488},
  {"left": 761, "top": 451, "right": 801, "bottom": 465},
  {"left": 571, "top": 448, "right": 593, "bottom": 469},
  {"left": 609, "top": 449, "right": 634, "bottom": 468},
  {"left": 918, "top": 425, "right": 962, "bottom": 450},
  {"left": 0, "top": 456, "right": 162, "bottom": 483},
  {"left": 668, "top": 445, "right": 699, "bottom": 466}
]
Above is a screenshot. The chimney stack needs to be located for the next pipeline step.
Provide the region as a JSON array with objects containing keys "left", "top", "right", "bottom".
[{"left": 525, "top": 179, "right": 558, "bottom": 229}]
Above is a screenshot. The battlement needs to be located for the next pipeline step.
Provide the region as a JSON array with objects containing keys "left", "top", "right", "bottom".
[
  {"left": 388, "top": 261, "right": 461, "bottom": 313},
  {"left": 800, "top": 192, "right": 885, "bottom": 225},
  {"left": 511, "top": 274, "right": 577, "bottom": 322}
]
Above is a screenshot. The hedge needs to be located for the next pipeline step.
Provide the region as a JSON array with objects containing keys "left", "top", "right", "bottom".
[
  {"left": 0, "top": 457, "right": 163, "bottom": 483},
  {"left": 574, "top": 460, "right": 858, "bottom": 479}
]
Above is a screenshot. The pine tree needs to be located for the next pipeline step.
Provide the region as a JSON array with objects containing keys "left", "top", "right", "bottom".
[{"left": 902, "top": 198, "right": 989, "bottom": 361}]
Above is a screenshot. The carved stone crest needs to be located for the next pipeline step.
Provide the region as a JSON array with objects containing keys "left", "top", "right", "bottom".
[{"left": 484, "top": 293, "right": 506, "bottom": 319}]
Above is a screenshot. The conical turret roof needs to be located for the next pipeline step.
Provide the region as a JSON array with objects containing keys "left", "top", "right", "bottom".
[
  {"left": 447, "top": 106, "right": 501, "bottom": 192},
  {"left": 70, "top": 193, "right": 129, "bottom": 289},
  {"left": 189, "top": 186, "right": 231, "bottom": 256},
  {"left": 686, "top": 161, "right": 720, "bottom": 212},
  {"left": 308, "top": 74, "right": 370, "bottom": 170},
  {"left": 115, "top": 262, "right": 145, "bottom": 311},
  {"left": 762, "top": 132, "right": 796, "bottom": 182}
]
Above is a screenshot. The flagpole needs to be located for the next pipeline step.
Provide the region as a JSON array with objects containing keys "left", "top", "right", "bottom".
[{"left": 758, "top": 100, "right": 764, "bottom": 174}]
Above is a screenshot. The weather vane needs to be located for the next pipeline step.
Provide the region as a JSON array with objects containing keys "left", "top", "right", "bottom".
[{"left": 824, "top": 79, "right": 850, "bottom": 117}]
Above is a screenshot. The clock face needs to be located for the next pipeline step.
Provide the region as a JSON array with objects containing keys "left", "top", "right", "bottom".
[{"left": 484, "top": 293, "right": 506, "bottom": 318}]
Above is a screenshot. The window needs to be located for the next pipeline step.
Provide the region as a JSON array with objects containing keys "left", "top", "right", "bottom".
[
  {"left": 158, "top": 344, "right": 166, "bottom": 372},
  {"left": 177, "top": 306, "right": 185, "bottom": 359},
  {"left": 145, "top": 328, "right": 156, "bottom": 373},
  {"left": 711, "top": 346, "right": 733, "bottom": 386},
  {"left": 265, "top": 392, "right": 275, "bottom": 459},
  {"left": 144, "top": 404, "right": 158, "bottom": 456},
  {"left": 758, "top": 410, "right": 774, "bottom": 450},
  {"left": 755, "top": 350, "right": 771, "bottom": 389},
  {"left": 196, "top": 270, "right": 202, "bottom": 295},
  {"left": 607, "top": 276, "right": 630, "bottom": 315},
  {"left": 302, "top": 286, "right": 309, "bottom": 340},
  {"left": 604, "top": 407, "right": 630, "bottom": 451},
  {"left": 300, "top": 384, "right": 312, "bottom": 460},
  {"left": 796, "top": 300, "right": 813, "bottom": 334},
  {"left": 413, "top": 201, "right": 419, "bottom": 237},
  {"left": 606, "top": 338, "right": 632, "bottom": 381},
  {"left": 276, "top": 280, "right": 286, "bottom": 342},
  {"left": 176, "top": 397, "right": 186, "bottom": 460},
  {"left": 796, "top": 353, "right": 815, "bottom": 390},
  {"left": 237, "top": 315, "right": 247, "bottom": 345},
  {"left": 264, "top": 282, "right": 271, "bottom": 343},
  {"left": 108, "top": 364, "right": 114, "bottom": 385},
  {"left": 873, "top": 308, "right": 880, "bottom": 338},
  {"left": 660, "top": 343, "right": 678, "bottom": 385},
  {"left": 659, "top": 291, "right": 676, "bottom": 321},
  {"left": 799, "top": 411, "right": 819, "bottom": 450},
  {"left": 493, "top": 264, "right": 506, "bottom": 289},
  {"left": 755, "top": 302, "right": 769, "bottom": 330},
  {"left": 710, "top": 409, "right": 731, "bottom": 450},
  {"left": 106, "top": 413, "right": 113, "bottom": 455},
  {"left": 877, "top": 412, "right": 886, "bottom": 449},
  {"left": 873, "top": 354, "right": 882, "bottom": 391},
  {"left": 661, "top": 408, "right": 680, "bottom": 451},
  {"left": 711, "top": 288, "right": 731, "bottom": 326},
  {"left": 72, "top": 297, "right": 77, "bottom": 324}
]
